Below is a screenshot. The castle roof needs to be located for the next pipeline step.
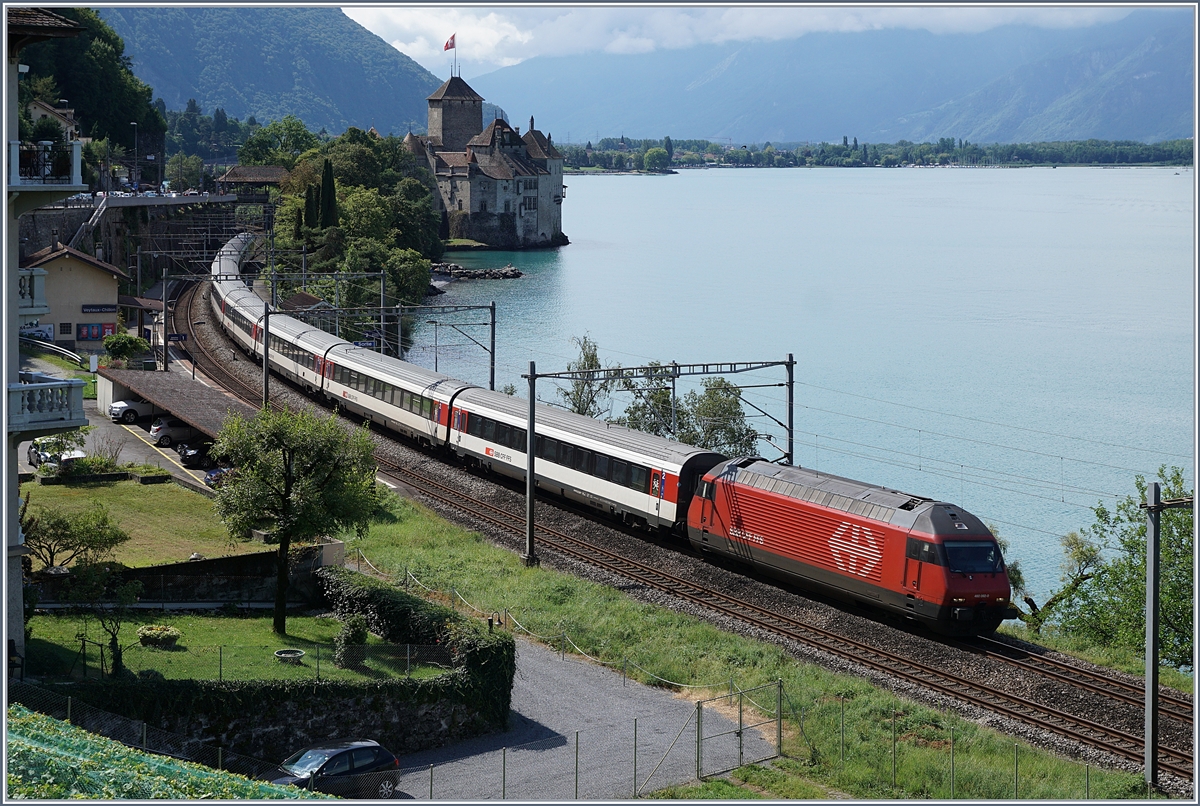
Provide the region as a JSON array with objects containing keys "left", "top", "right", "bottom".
[
  {"left": 472, "top": 148, "right": 543, "bottom": 181},
  {"left": 402, "top": 131, "right": 425, "bottom": 155},
  {"left": 466, "top": 117, "right": 521, "bottom": 149},
  {"left": 427, "top": 76, "right": 484, "bottom": 102},
  {"left": 522, "top": 127, "right": 562, "bottom": 161}
]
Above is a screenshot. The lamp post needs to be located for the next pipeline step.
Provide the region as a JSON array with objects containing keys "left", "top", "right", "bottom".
[
  {"left": 130, "top": 121, "right": 138, "bottom": 192},
  {"left": 426, "top": 320, "right": 439, "bottom": 372}
]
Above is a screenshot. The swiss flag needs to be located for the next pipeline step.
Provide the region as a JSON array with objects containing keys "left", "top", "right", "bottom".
[{"left": 444, "top": 33, "right": 456, "bottom": 51}]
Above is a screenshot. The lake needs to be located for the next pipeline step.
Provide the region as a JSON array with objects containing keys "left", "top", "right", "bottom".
[{"left": 419, "top": 166, "right": 1194, "bottom": 602}]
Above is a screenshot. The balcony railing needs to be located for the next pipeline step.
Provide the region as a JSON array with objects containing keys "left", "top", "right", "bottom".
[
  {"left": 8, "top": 140, "right": 83, "bottom": 188},
  {"left": 17, "top": 268, "right": 50, "bottom": 319},
  {"left": 7, "top": 371, "right": 87, "bottom": 436}
]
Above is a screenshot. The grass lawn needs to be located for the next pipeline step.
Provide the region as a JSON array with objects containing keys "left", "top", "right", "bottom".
[
  {"left": 20, "top": 345, "right": 97, "bottom": 398},
  {"left": 19, "top": 479, "right": 263, "bottom": 569},
  {"left": 344, "top": 494, "right": 1152, "bottom": 801},
  {"left": 26, "top": 612, "right": 448, "bottom": 683}
]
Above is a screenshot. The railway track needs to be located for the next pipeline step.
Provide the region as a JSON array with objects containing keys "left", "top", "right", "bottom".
[{"left": 174, "top": 280, "right": 1194, "bottom": 784}]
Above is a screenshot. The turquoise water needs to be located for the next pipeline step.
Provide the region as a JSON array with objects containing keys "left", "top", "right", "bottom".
[{"left": 418, "top": 167, "right": 1195, "bottom": 601}]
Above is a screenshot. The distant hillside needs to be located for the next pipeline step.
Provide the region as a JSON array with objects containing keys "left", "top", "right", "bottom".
[
  {"left": 468, "top": 8, "right": 1193, "bottom": 144},
  {"left": 99, "top": 7, "right": 502, "bottom": 136}
]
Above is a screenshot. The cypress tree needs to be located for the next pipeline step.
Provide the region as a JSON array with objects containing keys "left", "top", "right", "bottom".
[
  {"left": 319, "top": 159, "right": 337, "bottom": 229},
  {"left": 304, "top": 184, "right": 317, "bottom": 229}
]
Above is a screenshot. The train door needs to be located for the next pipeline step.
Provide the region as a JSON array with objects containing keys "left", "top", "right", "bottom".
[
  {"left": 904, "top": 537, "right": 940, "bottom": 615},
  {"left": 650, "top": 469, "right": 666, "bottom": 525}
]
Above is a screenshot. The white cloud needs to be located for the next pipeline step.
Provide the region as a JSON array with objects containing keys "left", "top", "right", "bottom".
[{"left": 342, "top": 5, "right": 1137, "bottom": 78}]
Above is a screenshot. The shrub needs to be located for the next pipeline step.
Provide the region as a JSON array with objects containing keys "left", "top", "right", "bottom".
[
  {"left": 332, "top": 614, "right": 368, "bottom": 668},
  {"left": 137, "top": 625, "right": 182, "bottom": 648}
]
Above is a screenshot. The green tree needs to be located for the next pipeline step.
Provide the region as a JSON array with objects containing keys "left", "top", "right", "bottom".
[
  {"left": 557, "top": 335, "right": 618, "bottom": 418},
  {"left": 339, "top": 186, "right": 391, "bottom": 242},
  {"left": 1052, "top": 467, "right": 1193, "bottom": 668},
  {"left": 676, "top": 377, "right": 758, "bottom": 456},
  {"left": 211, "top": 408, "right": 379, "bottom": 634},
  {"left": 663, "top": 136, "right": 674, "bottom": 160},
  {"left": 385, "top": 248, "right": 432, "bottom": 305},
  {"left": 1016, "top": 530, "right": 1101, "bottom": 635},
  {"left": 20, "top": 8, "right": 166, "bottom": 154},
  {"left": 102, "top": 332, "right": 149, "bottom": 363},
  {"left": 238, "top": 115, "right": 318, "bottom": 168},
  {"left": 67, "top": 561, "right": 142, "bottom": 677},
  {"left": 21, "top": 498, "right": 130, "bottom": 571},
  {"left": 644, "top": 147, "right": 670, "bottom": 172},
  {"left": 612, "top": 362, "right": 678, "bottom": 438},
  {"left": 320, "top": 158, "right": 338, "bottom": 228}
]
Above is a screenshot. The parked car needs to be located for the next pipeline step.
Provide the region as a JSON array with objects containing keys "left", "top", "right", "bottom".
[
  {"left": 109, "top": 397, "right": 166, "bottom": 423},
  {"left": 26, "top": 438, "right": 86, "bottom": 469},
  {"left": 178, "top": 440, "right": 218, "bottom": 469},
  {"left": 264, "top": 739, "right": 405, "bottom": 799},
  {"left": 203, "top": 466, "right": 234, "bottom": 488},
  {"left": 148, "top": 417, "right": 199, "bottom": 448}
]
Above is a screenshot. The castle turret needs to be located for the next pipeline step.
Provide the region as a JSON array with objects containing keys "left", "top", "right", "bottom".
[{"left": 427, "top": 76, "right": 484, "bottom": 153}]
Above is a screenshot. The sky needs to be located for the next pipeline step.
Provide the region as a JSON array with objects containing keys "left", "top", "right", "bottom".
[{"left": 341, "top": 4, "right": 1137, "bottom": 80}]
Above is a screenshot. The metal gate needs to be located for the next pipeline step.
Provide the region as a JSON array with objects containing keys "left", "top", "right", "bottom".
[{"left": 697, "top": 680, "right": 782, "bottom": 778}]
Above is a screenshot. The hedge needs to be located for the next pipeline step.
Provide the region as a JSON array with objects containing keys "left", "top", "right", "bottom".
[{"left": 315, "top": 566, "right": 516, "bottom": 725}]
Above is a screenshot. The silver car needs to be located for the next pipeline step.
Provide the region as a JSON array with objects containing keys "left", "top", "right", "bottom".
[{"left": 148, "top": 417, "right": 199, "bottom": 448}]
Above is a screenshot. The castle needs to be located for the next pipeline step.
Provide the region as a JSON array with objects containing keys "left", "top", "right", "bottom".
[{"left": 404, "top": 76, "right": 567, "bottom": 249}]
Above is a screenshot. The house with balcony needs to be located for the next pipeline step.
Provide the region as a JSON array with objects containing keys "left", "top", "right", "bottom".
[{"left": 7, "top": 8, "right": 88, "bottom": 662}]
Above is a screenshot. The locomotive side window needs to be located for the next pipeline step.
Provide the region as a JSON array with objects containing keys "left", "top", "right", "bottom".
[
  {"left": 906, "top": 538, "right": 942, "bottom": 565},
  {"left": 697, "top": 480, "right": 715, "bottom": 501}
]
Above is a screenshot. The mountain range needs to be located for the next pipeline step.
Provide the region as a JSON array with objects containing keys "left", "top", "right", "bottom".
[{"left": 101, "top": 7, "right": 1192, "bottom": 145}]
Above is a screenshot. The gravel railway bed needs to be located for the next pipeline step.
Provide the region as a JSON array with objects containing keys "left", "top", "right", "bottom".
[{"left": 177, "top": 280, "right": 1194, "bottom": 797}]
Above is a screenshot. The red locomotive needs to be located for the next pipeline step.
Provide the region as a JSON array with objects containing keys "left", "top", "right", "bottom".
[{"left": 687, "top": 458, "right": 1017, "bottom": 636}]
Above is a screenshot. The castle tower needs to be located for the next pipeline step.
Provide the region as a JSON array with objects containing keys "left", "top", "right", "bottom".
[{"left": 426, "top": 76, "right": 483, "bottom": 153}]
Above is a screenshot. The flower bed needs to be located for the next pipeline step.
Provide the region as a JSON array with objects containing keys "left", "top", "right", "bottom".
[{"left": 137, "top": 625, "right": 182, "bottom": 649}]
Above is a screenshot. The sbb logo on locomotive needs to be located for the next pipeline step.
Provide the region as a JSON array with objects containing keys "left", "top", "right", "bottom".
[{"left": 829, "top": 522, "right": 883, "bottom": 578}]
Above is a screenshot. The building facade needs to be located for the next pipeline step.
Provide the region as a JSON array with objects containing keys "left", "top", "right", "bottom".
[
  {"left": 7, "top": 8, "right": 90, "bottom": 662},
  {"left": 405, "top": 76, "right": 566, "bottom": 249},
  {"left": 23, "top": 245, "right": 128, "bottom": 351}
]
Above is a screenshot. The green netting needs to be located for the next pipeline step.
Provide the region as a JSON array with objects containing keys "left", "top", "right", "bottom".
[{"left": 5, "top": 704, "right": 332, "bottom": 799}]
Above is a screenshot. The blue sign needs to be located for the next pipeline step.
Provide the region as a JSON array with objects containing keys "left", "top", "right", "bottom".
[
  {"left": 167, "top": 333, "right": 187, "bottom": 342},
  {"left": 353, "top": 340, "right": 375, "bottom": 348}
]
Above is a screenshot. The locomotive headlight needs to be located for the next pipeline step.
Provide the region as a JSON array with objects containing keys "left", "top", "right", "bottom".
[{"left": 952, "top": 598, "right": 965, "bottom": 603}]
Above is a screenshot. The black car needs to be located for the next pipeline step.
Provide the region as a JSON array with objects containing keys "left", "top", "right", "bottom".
[
  {"left": 266, "top": 739, "right": 405, "bottom": 799},
  {"left": 178, "top": 440, "right": 218, "bottom": 469}
]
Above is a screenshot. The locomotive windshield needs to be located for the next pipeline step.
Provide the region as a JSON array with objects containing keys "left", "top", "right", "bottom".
[{"left": 943, "top": 541, "right": 1005, "bottom": 574}]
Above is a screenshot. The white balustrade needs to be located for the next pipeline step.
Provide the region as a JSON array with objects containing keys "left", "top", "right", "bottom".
[{"left": 7, "top": 372, "right": 87, "bottom": 433}]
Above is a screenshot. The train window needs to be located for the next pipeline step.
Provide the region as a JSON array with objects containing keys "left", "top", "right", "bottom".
[
  {"left": 558, "top": 443, "right": 574, "bottom": 467},
  {"left": 628, "top": 465, "right": 649, "bottom": 493},
  {"left": 539, "top": 437, "right": 556, "bottom": 461},
  {"left": 944, "top": 541, "right": 1003, "bottom": 573},
  {"left": 495, "top": 422, "right": 511, "bottom": 446},
  {"left": 697, "top": 480, "right": 715, "bottom": 501},
  {"left": 575, "top": 449, "right": 592, "bottom": 474},
  {"left": 906, "top": 538, "right": 942, "bottom": 566},
  {"left": 512, "top": 428, "right": 527, "bottom": 452},
  {"left": 593, "top": 454, "right": 609, "bottom": 480},
  {"left": 422, "top": 398, "right": 434, "bottom": 419},
  {"left": 467, "top": 413, "right": 482, "bottom": 437},
  {"left": 481, "top": 418, "right": 495, "bottom": 441},
  {"left": 611, "top": 460, "right": 629, "bottom": 487}
]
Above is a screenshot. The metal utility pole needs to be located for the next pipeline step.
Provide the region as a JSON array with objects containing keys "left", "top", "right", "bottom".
[
  {"left": 262, "top": 299, "right": 270, "bottom": 408},
  {"left": 1140, "top": 484, "right": 1193, "bottom": 790},
  {"left": 524, "top": 360, "right": 539, "bottom": 566},
  {"left": 522, "top": 355, "right": 795, "bottom": 563},
  {"left": 398, "top": 303, "right": 498, "bottom": 389}
]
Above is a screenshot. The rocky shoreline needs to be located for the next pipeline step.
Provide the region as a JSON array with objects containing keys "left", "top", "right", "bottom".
[{"left": 426, "top": 262, "right": 523, "bottom": 296}]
